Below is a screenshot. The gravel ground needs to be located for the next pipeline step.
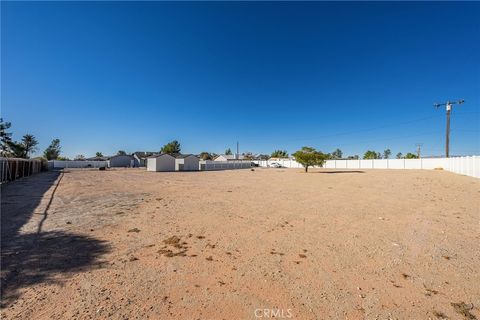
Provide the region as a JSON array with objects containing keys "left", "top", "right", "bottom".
[{"left": 1, "top": 168, "right": 479, "bottom": 320}]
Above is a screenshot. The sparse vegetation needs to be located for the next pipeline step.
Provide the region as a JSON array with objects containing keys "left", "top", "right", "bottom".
[
  {"left": 199, "top": 152, "right": 213, "bottom": 160},
  {"left": 292, "top": 146, "right": 326, "bottom": 172},
  {"left": 271, "top": 150, "right": 288, "bottom": 158},
  {"left": 43, "top": 139, "right": 61, "bottom": 160},
  {"left": 161, "top": 140, "right": 181, "bottom": 154},
  {"left": 363, "top": 150, "right": 380, "bottom": 159}
]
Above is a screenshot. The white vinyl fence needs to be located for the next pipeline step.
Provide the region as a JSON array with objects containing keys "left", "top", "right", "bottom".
[
  {"left": 201, "top": 160, "right": 252, "bottom": 171},
  {"left": 254, "top": 156, "right": 479, "bottom": 178},
  {"left": 48, "top": 160, "right": 108, "bottom": 169}
]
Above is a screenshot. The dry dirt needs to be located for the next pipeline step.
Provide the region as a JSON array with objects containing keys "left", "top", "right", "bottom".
[{"left": 1, "top": 168, "right": 479, "bottom": 320}]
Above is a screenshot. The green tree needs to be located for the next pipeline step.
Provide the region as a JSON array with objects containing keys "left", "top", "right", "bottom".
[
  {"left": 21, "top": 134, "right": 39, "bottom": 158},
  {"left": 199, "top": 152, "right": 212, "bottom": 160},
  {"left": 363, "top": 150, "right": 379, "bottom": 159},
  {"left": 95, "top": 152, "right": 104, "bottom": 157},
  {"left": 74, "top": 154, "right": 86, "bottom": 160},
  {"left": 10, "top": 142, "right": 26, "bottom": 158},
  {"left": 396, "top": 152, "right": 403, "bottom": 159},
  {"left": 161, "top": 140, "right": 181, "bottom": 154},
  {"left": 225, "top": 148, "right": 232, "bottom": 155},
  {"left": 331, "top": 148, "right": 343, "bottom": 159},
  {"left": 117, "top": 150, "right": 127, "bottom": 156},
  {"left": 0, "top": 118, "right": 13, "bottom": 156},
  {"left": 271, "top": 150, "right": 288, "bottom": 158},
  {"left": 292, "top": 146, "right": 326, "bottom": 173},
  {"left": 44, "top": 139, "right": 61, "bottom": 160},
  {"left": 383, "top": 149, "right": 391, "bottom": 159},
  {"left": 405, "top": 152, "right": 418, "bottom": 159},
  {"left": 347, "top": 155, "right": 359, "bottom": 160},
  {"left": 258, "top": 154, "right": 270, "bottom": 160}
]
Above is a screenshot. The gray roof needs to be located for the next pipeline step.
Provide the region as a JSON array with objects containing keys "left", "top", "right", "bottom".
[
  {"left": 86, "top": 156, "right": 108, "bottom": 161},
  {"left": 108, "top": 154, "right": 134, "bottom": 160},
  {"left": 133, "top": 151, "right": 156, "bottom": 159},
  {"left": 148, "top": 153, "right": 198, "bottom": 159}
]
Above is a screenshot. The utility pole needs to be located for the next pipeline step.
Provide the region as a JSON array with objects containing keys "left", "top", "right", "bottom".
[
  {"left": 236, "top": 141, "right": 239, "bottom": 160},
  {"left": 415, "top": 143, "right": 423, "bottom": 158},
  {"left": 433, "top": 99, "right": 464, "bottom": 157}
]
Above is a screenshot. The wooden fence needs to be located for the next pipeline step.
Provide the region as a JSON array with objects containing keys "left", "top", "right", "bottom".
[{"left": 0, "top": 157, "right": 43, "bottom": 184}]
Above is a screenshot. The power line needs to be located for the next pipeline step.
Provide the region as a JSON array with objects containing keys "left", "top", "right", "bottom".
[{"left": 434, "top": 99, "right": 465, "bottom": 157}]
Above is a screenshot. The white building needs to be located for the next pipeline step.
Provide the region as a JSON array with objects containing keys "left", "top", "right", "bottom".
[
  {"left": 175, "top": 154, "right": 199, "bottom": 171},
  {"left": 213, "top": 154, "right": 245, "bottom": 161},
  {"left": 133, "top": 152, "right": 155, "bottom": 167},
  {"left": 147, "top": 154, "right": 199, "bottom": 172},
  {"left": 147, "top": 154, "right": 176, "bottom": 172}
]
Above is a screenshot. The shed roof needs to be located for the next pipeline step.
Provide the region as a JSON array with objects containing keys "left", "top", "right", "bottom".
[{"left": 148, "top": 153, "right": 198, "bottom": 159}]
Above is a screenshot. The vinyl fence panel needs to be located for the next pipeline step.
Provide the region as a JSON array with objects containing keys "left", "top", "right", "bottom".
[{"left": 254, "top": 156, "right": 480, "bottom": 178}]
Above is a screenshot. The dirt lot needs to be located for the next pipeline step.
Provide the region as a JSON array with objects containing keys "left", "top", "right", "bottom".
[{"left": 1, "top": 168, "right": 479, "bottom": 319}]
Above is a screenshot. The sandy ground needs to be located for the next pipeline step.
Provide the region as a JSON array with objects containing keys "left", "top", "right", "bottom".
[{"left": 1, "top": 168, "right": 479, "bottom": 320}]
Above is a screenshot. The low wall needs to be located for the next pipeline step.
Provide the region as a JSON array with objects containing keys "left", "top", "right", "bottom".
[
  {"left": 254, "top": 156, "right": 479, "bottom": 178},
  {"left": 48, "top": 160, "right": 108, "bottom": 169}
]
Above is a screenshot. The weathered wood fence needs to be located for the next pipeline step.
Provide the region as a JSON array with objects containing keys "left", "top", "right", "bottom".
[{"left": 0, "top": 157, "right": 43, "bottom": 184}]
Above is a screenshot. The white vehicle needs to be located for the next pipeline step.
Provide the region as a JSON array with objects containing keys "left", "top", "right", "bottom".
[{"left": 269, "top": 162, "right": 282, "bottom": 168}]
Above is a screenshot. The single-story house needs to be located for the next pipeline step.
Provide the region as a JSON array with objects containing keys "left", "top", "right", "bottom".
[
  {"left": 133, "top": 152, "right": 155, "bottom": 167},
  {"left": 213, "top": 154, "right": 245, "bottom": 161},
  {"left": 175, "top": 154, "right": 199, "bottom": 171},
  {"left": 108, "top": 155, "right": 136, "bottom": 168},
  {"left": 147, "top": 154, "right": 176, "bottom": 172}
]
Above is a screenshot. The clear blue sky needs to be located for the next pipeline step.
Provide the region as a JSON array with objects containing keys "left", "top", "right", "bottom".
[{"left": 2, "top": 2, "right": 479, "bottom": 158}]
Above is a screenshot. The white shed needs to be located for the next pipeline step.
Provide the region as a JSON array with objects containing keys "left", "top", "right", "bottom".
[
  {"left": 147, "top": 154, "right": 176, "bottom": 172},
  {"left": 175, "top": 155, "right": 199, "bottom": 171}
]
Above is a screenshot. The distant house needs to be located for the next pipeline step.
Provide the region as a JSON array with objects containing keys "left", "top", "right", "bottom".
[
  {"left": 213, "top": 154, "right": 245, "bottom": 161},
  {"left": 108, "top": 155, "right": 136, "bottom": 168},
  {"left": 175, "top": 154, "right": 199, "bottom": 171},
  {"left": 86, "top": 156, "right": 108, "bottom": 161},
  {"left": 133, "top": 152, "right": 155, "bottom": 167}
]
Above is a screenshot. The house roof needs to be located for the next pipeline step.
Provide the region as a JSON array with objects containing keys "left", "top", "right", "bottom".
[
  {"left": 108, "top": 154, "right": 134, "bottom": 160},
  {"left": 148, "top": 153, "right": 198, "bottom": 159},
  {"left": 214, "top": 154, "right": 245, "bottom": 160},
  {"left": 133, "top": 151, "right": 156, "bottom": 159},
  {"left": 86, "top": 156, "right": 108, "bottom": 161}
]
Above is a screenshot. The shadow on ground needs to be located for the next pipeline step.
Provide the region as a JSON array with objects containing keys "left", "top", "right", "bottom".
[
  {"left": 1, "top": 171, "right": 110, "bottom": 307},
  {"left": 312, "top": 170, "right": 365, "bottom": 174}
]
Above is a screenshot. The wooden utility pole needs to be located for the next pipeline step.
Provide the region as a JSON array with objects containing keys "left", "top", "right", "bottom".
[{"left": 434, "top": 99, "right": 464, "bottom": 157}]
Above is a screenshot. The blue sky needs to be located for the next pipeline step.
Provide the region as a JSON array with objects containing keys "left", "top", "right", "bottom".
[{"left": 2, "top": 2, "right": 479, "bottom": 158}]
